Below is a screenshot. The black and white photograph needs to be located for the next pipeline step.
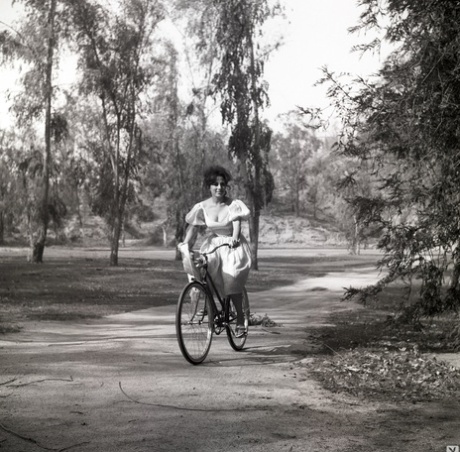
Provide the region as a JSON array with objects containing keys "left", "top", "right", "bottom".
[{"left": 1, "top": 0, "right": 459, "bottom": 450}]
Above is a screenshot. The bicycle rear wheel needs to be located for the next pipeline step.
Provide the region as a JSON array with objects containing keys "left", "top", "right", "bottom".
[
  {"left": 176, "top": 281, "right": 213, "bottom": 365},
  {"left": 226, "top": 288, "right": 249, "bottom": 351}
]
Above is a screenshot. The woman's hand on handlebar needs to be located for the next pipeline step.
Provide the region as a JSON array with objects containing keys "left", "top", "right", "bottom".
[
  {"left": 194, "top": 255, "right": 206, "bottom": 268},
  {"left": 230, "top": 238, "right": 240, "bottom": 249}
]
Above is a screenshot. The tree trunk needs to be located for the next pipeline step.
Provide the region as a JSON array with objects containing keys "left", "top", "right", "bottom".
[
  {"left": 30, "top": 0, "right": 56, "bottom": 263},
  {"left": 32, "top": 240, "right": 46, "bottom": 262},
  {"left": 248, "top": 31, "right": 262, "bottom": 271},
  {"left": 162, "top": 225, "right": 168, "bottom": 248},
  {"left": 295, "top": 187, "right": 300, "bottom": 217},
  {"left": 449, "top": 246, "right": 460, "bottom": 292},
  {"left": 451, "top": 264, "right": 460, "bottom": 291},
  {"left": 0, "top": 211, "right": 4, "bottom": 245},
  {"left": 175, "top": 212, "right": 185, "bottom": 261},
  {"left": 109, "top": 215, "right": 121, "bottom": 266},
  {"left": 248, "top": 212, "right": 260, "bottom": 271},
  {"left": 351, "top": 214, "right": 360, "bottom": 255}
]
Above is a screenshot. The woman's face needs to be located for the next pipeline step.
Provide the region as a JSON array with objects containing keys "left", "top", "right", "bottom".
[{"left": 209, "top": 176, "right": 227, "bottom": 199}]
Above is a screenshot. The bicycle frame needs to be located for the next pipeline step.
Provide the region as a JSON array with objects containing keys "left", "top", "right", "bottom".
[{"left": 196, "top": 253, "right": 230, "bottom": 334}]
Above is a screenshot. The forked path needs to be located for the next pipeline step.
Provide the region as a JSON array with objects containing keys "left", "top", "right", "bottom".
[{"left": 0, "top": 265, "right": 455, "bottom": 451}]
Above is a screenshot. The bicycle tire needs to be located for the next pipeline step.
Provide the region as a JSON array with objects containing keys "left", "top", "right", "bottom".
[
  {"left": 226, "top": 288, "right": 249, "bottom": 351},
  {"left": 176, "top": 281, "right": 213, "bottom": 365}
]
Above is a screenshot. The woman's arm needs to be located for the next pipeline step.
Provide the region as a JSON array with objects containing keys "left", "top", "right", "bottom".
[
  {"left": 182, "top": 224, "right": 199, "bottom": 250},
  {"left": 231, "top": 219, "right": 241, "bottom": 248}
]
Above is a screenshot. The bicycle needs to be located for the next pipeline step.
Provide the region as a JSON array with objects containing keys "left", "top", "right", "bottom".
[{"left": 176, "top": 243, "right": 250, "bottom": 365}]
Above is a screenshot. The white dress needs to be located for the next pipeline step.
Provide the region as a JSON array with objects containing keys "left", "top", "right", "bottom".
[{"left": 185, "top": 199, "right": 252, "bottom": 296}]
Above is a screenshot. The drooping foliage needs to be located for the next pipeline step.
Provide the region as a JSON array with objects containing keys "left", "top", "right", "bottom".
[
  {"left": 324, "top": 0, "right": 460, "bottom": 317},
  {"left": 167, "top": 0, "right": 281, "bottom": 264},
  {"left": 208, "top": 0, "right": 281, "bottom": 269}
]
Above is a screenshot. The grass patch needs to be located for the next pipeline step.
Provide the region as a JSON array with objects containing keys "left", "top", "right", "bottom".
[
  {"left": 0, "top": 256, "right": 185, "bottom": 327},
  {"left": 0, "top": 251, "right": 375, "bottom": 330}
]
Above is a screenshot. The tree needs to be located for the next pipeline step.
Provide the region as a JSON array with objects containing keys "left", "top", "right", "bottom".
[
  {"left": 172, "top": 0, "right": 282, "bottom": 269},
  {"left": 336, "top": 164, "right": 376, "bottom": 255},
  {"left": 0, "top": 0, "right": 62, "bottom": 262},
  {"left": 271, "top": 113, "right": 322, "bottom": 216},
  {"left": 143, "top": 41, "right": 231, "bottom": 258},
  {"left": 71, "top": 0, "right": 163, "bottom": 265},
  {"left": 152, "top": 2, "right": 241, "bottom": 258},
  {"left": 210, "top": 0, "right": 280, "bottom": 270},
  {"left": 323, "top": 0, "right": 460, "bottom": 317},
  {"left": 305, "top": 149, "right": 330, "bottom": 221},
  {"left": 172, "top": 0, "right": 221, "bottom": 163},
  {"left": 146, "top": 40, "right": 203, "bottom": 258},
  {"left": 0, "top": 132, "right": 26, "bottom": 245}
]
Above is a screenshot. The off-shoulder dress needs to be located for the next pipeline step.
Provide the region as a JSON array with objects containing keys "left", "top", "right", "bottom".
[{"left": 185, "top": 199, "right": 252, "bottom": 296}]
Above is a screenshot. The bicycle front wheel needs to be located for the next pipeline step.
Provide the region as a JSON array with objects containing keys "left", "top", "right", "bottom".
[
  {"left": 226, "top": 289, "right": 249, "bottom": 351},
  {"left": 176, "top": 281, "right": 213, "bottom": 365}
]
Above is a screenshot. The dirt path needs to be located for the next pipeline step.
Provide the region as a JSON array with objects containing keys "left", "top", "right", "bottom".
[{"left": 1, "top": 265, "right": 458, "bottom": 452}]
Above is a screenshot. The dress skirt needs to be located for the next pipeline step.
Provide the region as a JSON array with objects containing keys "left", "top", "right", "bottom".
[{"left": 200, "top": 234, "right": 252, "bottom": 296}]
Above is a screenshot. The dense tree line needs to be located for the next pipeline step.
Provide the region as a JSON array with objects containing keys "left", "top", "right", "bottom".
[
  {"left": 0, "top": 0, "right": 379, "bottom": 267},
  {"left": 321, "top": 0, "right": 460, "bottom": 323}
]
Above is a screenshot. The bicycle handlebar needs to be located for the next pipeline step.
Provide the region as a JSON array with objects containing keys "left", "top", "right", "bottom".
[
  {"left": 179, "top": 241, "right": 238, "bottom": 270},
  {"left": 201, "top": 242, "right": 232, "bottom": 257}
]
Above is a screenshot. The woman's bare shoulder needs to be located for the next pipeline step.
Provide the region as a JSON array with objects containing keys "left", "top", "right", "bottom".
[{"left": 201, "top": 198, "right": 212, "bottom": 208}]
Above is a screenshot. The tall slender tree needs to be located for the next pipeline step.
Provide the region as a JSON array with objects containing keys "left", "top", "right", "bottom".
[
  {"left": 40, "top": 0, "right": 57, "bottom": 262},
  {"left": 71, "top": 0, "right": 163, "bottom": 265},
  {"left": 0, "top": 0, "right": 61, "bottom": 262}
]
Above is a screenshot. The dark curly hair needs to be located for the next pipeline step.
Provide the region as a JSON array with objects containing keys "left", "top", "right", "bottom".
[{"left": 203, "top": 165, "right": 232, "bottom": 187}]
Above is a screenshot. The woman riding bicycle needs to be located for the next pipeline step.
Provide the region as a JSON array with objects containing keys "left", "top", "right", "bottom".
[{"left": 180, "top": 165, "right": 252, "bottom": 337}]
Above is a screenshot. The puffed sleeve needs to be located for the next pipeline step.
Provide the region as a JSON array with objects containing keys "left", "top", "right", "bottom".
[
  {"left": 185, "top": 203, "right": 206, "bottom": 226},
  {"left": 228, "top": 199, "right": 251, "bottom": 221}
]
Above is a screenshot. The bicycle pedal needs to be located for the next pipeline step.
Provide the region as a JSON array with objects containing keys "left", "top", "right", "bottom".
[{"left": 235, "top": 326, "right": 247, "bottom": 338}]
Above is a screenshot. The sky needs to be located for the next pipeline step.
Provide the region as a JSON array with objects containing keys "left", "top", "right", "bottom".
[
  {"left": 263, "top": 0, "right": 384, "bottom": 126},
  {"left": 0, "top": 0, "right": 387, "bottom": 133}
]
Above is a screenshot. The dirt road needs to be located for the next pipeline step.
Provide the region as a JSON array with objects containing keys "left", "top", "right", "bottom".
[{"left": 1, "top": 263, "right": 458, "bottom": 451}]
